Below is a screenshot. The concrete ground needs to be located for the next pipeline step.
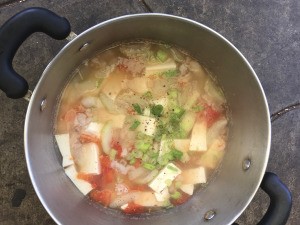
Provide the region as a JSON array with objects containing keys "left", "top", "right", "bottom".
[{"left": 0, "top": 0, "right": 299, "bottom": 224}]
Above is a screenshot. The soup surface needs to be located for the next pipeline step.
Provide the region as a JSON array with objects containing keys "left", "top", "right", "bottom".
[{"left": 55, "top": 42, "right": 228, "bottom": 213}]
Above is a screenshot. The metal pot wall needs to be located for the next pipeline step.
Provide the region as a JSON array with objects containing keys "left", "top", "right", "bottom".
[{"left": 0, "top": 8, "right": 292, "bottom": 225}]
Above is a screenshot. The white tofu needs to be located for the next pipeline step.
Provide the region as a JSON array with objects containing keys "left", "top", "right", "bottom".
[
  {"left": 76, "top": 143, "right": 101, "bottom": 174},
  {"left": 152, "top": 97, "right": 168, "bottom": 108},
  {"left": 180, "top": 184, "right": 194, "bottom": 195},
  {"left": 149, "top": 163, "right": 181, "bottom": 193},
  {"left": 65, "top": 165, "right": 93, "bottom": 195},
  {"left": 120, "top": 203, "right": 129, "bottom": 210},
  {"left": 145, "top": 60, "right": 177, "bottom": 76},
  {"left": 55, "top": 134, "right": 73, "bottom": 167},
  {"left": 134, "top": 192, "right": 165, "bottom": 207},
  {"left": 189, "top": 120, "right": 207, "bottom": 151},
  {"left": 154, "top": 188, "right": 170, "bottom": 202},
  {"left": 100, "top": 71, "right": 127, "bottom": 100},
  {"left": 133, "top": 115, "right": 157, "bottom": 136},
  {"left": 126, "top": 77, "right": 149, "bottom": 94},
  {"left": 85, "top": 122, "right": 103, "bottom": 138},
  {"left": 180, "top": 167, "right": 206, "bottom": 185}
]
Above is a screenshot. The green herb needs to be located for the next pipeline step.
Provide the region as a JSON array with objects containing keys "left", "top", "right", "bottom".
[
  {"left": 143, "top": 163, "right": 156, "bottom": 170},
  {"left": 109, "top": 149, "right": 117, "bottom": 160},
  {"left": 130, "top": 120, "right": 141, "bottom": 130},
  {"left": 142, "top": 91, "right": 153, "bottom": 100},
  {"left": 165, "top": 179, "right": 172, "bottom": 187},
  {"left": 175, "top": 181, "right": 182, "bottom": 189},
  {"left": 170, "top": 191, "right": 182, "bottom": 199},
  {"left": 132, "top": 103, "right": 143, "bottom": 115},
  {"left": 170, "top": 148, "right": 183, "bottom": 160},
  {"left": 163, "top": 69, "right": 179, "bottom": 78},
  {"left": 136, "top": 140, "right": 151, "bottom": 152},
  {"left": 167, "top": 165, "right": 179, "bottom": 172},
  {"left": 168, "top": 88, "right": 178, "bottom": 99},
  {"left": 192, "top": 105, "right": 204, "bottom": 112},
  {"left": 156, "top": 50, "right": 168, "bottom": 62},
  {"left": 151, "top": 104, "right": 164, "bottom": 117},
  {"left": 129, "top": 158, "right": 136, "bottom": 165}
]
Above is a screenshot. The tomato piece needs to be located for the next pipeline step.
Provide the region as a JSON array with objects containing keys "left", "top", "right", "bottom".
[
  {"left": 79, "top": 133, "right": 100, "bottom": 145},
  {"left": 133, "top": 159, "right": 142, "bottom": 168},
  {"left": 204, "top": 105, "right": 220, "bottom": 127},
  {"left": 171, "top": 192, "right": 191, "bottom": 206},
  {"left": 101, "top": 155, "right": 111, "bottom": 170},
  {"left": 111, "top": 141, "right": 122, "bottom": 158},
  {"left": 102, "top": 168, "right": 115, "bottom": 184},
  {"left": 90, "top": 189, "right": 112, "bottom": 207},
  {"left": 123, "top": 202, "right": 145, "bottom": 214}
]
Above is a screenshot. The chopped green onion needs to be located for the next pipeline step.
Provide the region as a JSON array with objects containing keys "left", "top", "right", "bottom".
[
  {"left": 130, "top": 120, "right": 141, "bottom": 130},
  {"left": 192, "top": 105, "right": 204, "bottom": 112},
  {"left": 151, "top": 104, "right": 163, "bottom": 117},
  {"left": 136, "top": 141, "right": 151, "bottom": 152},
  {"left": 163, "top": 69, "right": 178, "bottom": 78},
  {"left": 132, "top": 103, "right": 143, "bottom": 115},
  {"left": 109, "top": 149, "right": 117, "bottom": 160},
  {"left": 170, "top": 191, "right": 182, "bottom": 199},
  {"left": 168, "top": 89, "right": 178, "bottom": 99},
  {"left": 167, "top": 165, "right": 179, "bottom": 172},
  {"left": 142, "top": 91, "right": 153, "bottom": 100},
  {"left": 143, "top": 163, "right": 156, "bottom": 170},
  {"left": 171, "top": 148, "right": 183, "bottom": 160},
  {"left": 156, "top": 50, "right": 168, "bottom": 62}
]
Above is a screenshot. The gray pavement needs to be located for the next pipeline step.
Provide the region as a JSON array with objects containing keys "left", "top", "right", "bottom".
[{"left": 0, "top": 0, "right": 299, "bottom": 224}]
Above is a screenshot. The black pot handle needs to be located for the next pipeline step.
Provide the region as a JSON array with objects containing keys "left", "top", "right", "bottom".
[
  {"left": 0, "top": 7, "right": 71, "bottom": 99},
  {"left": 233, "top": 172, "right": 292, "bottom": 225}
]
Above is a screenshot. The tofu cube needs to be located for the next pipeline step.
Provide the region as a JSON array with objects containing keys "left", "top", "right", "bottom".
[
  {"left": 134, "top": 192, "right": 164, "bottom": 207},
  {"left": 149, "top": 163, "right": 181, "bottom": 193},
  {"left": 189, "top": 120, "right": 207, "bottom": 151},
  {"left": 85, "top": 122, "right": 103, "bottom": 138},
  {"left": 55, "top": 134, "right": 73, "bottom": 167},
  {"left": 180, "top": 167, "right": 206, "bottom": 184},
  {"left": 154, "top": 188, "right": 170, "bottom": 202},
  {"left": 65, "top": 165, "right": 93, "bottom": 195},
  {"left": 133, "top": 115, "right": 157, "bottom": 136},
  {"left": 180, "top": 184, "right": 194, "bottom": 195},
  {"left": 76, "top": 143, "right": 101, "bottom": 174}
]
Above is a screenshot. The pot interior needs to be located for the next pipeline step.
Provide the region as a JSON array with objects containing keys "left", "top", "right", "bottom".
[{"left": 25, "top": 14, "right": 270, "bottom": 225}]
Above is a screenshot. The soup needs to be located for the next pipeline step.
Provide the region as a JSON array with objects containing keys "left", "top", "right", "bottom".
[{"left": 55, "top": 42, "right": 228, "bottom": 214}]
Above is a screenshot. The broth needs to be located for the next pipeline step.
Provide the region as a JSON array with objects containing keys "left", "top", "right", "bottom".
[{"left": 55, "top": 41, "right": 228, "bottom": 213}]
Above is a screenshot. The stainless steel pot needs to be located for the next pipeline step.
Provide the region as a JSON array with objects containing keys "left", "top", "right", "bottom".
[{"left": 0, "top": 8, "right": 292, "bottom": 225}]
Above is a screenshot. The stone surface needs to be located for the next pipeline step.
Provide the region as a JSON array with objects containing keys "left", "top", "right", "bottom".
[{"left": 0, "top": 0, "right": 299, "bottom": 225}]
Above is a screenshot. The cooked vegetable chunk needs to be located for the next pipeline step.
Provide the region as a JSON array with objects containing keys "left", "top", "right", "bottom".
[
  {"left": 55, "top": 134, "right": 73, "bottom": 167},
  {"left": 189, "top": 120, "right": 207, "bottom": 151},
  {"left": 65, "top": 165, "right": 93, "bottom": 195}
]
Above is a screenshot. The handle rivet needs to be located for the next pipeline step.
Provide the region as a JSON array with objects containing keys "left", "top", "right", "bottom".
[
  {"left": 79, "top": 43, "right": 89, "bottom": 51},
  {"left": 242, "top": 158, "right": 251, "bottom": 170},
  {"left": 40, "top": 99, "right": 47, "bottom": 111},
  {"left": 204, "top": 210, "right": 215, "bottom": 220}
]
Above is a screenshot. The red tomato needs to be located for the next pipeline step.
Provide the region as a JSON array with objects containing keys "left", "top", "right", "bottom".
[
  {"left": 133, "top": 159, "right": 142, "bottom": 168},
  {"left": 111, "top": 141, "right": 123, "bottom": 159},
  {"left": 204, "top": 105, "right": 220, "bottom": 127},
  {"left": 123, "top": 202, "right": 145, "bottom": 214},
  {"left": 90, "top": 189, "right": 112, "bottom": 207},
  {"left": 171, "top": 192, "right": 191, "bottom": 206}
]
